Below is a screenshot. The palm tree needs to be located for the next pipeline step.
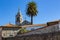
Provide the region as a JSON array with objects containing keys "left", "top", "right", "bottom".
[{"left": 26, "top": 2, "right": 38, "bottom": 25}]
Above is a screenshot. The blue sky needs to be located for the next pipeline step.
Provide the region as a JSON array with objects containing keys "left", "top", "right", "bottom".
[{"left": 0, "top": 0, "right": 60, "bottom": 26}]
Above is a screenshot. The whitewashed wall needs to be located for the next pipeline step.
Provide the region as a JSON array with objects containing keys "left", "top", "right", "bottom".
[{"left": 2, "top": 29, "right": 20, "bottom": 38}]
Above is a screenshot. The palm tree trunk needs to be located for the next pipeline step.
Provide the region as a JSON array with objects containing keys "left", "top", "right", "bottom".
[{"left": 31, "top": 15, "right": 33, "bottom": 25}]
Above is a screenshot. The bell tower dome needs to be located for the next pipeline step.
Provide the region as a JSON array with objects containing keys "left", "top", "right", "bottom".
[{"left": 15, "top": 8, "right": 23, "bottom": 26}]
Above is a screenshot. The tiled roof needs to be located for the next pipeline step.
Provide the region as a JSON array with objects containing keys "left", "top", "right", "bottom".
[
  {"left": 4, "top": 23, "right": 14, "bottom": 27},
  {"left": 22, "top": 24, "right": 47, "bottom": 28},
  {"left": 0, "top": 24, "right": 47, "bottom": 28},
  {"left": 47, "top": 20, "right": 60, "bottom": 23}
]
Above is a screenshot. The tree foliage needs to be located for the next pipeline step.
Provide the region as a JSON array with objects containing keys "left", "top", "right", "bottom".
[
  {"left": 19, "top": 28, "right": 28, "bottom": 34},
  {"left": 26, "top": 2, "right": 38, "bottom": 24}
]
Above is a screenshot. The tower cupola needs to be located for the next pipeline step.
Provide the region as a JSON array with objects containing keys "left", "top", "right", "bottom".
[{"left": 16, "top": 8, "right": 23, "bottom": 26}]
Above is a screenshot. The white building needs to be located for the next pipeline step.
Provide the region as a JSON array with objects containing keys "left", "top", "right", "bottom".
[{"left": 1, "top": 23, "right": 21, "bottom": 38}]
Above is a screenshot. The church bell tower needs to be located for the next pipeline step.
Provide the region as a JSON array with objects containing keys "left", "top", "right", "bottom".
[{"left": 16, "top": 8, "right": 23, "bottom": 26}]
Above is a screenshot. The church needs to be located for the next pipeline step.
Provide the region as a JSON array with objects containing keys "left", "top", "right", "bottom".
[{"left": 15, "top": 8, "right": 31, "bottom": 26}]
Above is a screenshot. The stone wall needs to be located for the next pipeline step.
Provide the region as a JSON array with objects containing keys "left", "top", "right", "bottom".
[
  {"left": 17, "top": 24, "right": 59, "bottom": 36},
  {"left": 3, "top": 31, "right": 60, "bottom": 40}
]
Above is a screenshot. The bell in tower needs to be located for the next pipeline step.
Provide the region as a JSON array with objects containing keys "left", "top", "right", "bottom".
[{"left": 15, "top": 8, "right": 23, "bottom": 26}]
